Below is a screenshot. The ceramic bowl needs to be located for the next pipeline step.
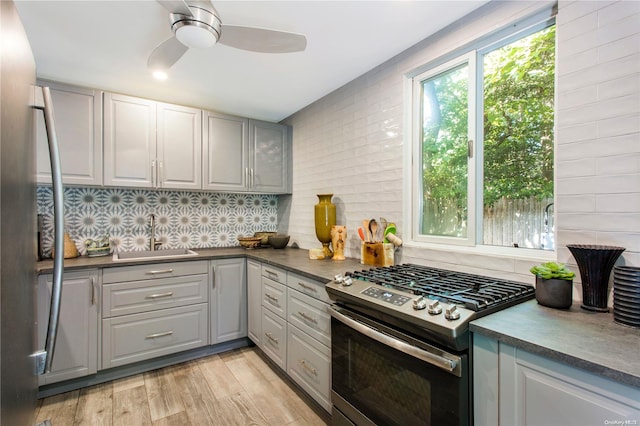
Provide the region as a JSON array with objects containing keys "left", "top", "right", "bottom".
[
  {"left": 254, "top": 231, "right": 277, "bottom": 246},
  {"left": 268, "top": 235, "right": 290, "bottom": 249},
  {"left": 238, "top": 237, "right": 262, "bottom": 249}
]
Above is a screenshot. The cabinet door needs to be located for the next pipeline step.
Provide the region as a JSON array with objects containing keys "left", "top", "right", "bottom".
[
  {"left": 37, "top": 270, "right": 99, "bottom": 385},
  {"left": 203, "top": 111, "right": 248, "bottom": 191},
  {"left": 210, "top": 258, "right": 247, "bottom": 344},
  {"left": 249, "top": 119, "right": 291, "bottom": 193},
  {"left": 36, "top": 82, "right": 102, "bottom": 185},
  {"left": 247, "top": 259, "right": 262, "bottom": 345},
  {"left": 103, "top": 93, "right": 156, "bottom": 187},
  {"left": 157, "top": 103, "right": 202, "bottom": 190}
]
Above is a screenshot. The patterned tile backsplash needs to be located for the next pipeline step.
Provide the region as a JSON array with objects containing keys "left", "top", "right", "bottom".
[{"left": 37, "top": 186, "right": 278, "bottom": 257}]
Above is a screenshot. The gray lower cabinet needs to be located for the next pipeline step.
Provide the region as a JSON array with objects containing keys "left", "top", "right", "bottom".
[
  {"left": 247, "top": 259, "right": 262, "bottom": 344},
  {"left": 101, "top": 261, "right": 208, "bottom": 369},
  {"left": 473, "top": 334, "right": 640, "bottom": 426},
  {"left": 253, "top": 261, "right": 331, "bottom": 412},
  {"left": 210, "top": 258, "right": 247, "bottom": 344},
  {"left": 37, "top": 269, "right": 99, "bottom": 385}
]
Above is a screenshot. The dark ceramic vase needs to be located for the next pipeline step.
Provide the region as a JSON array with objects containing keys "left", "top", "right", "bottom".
[
  {"left": 567, "top": 244, "right": 625, "bottom": 312},
  {"left": 535, "top": 277, "right": 573, "bottom": 309}
]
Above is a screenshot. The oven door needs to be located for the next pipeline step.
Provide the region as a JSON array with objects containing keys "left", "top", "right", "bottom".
[{"left": 329, "top": 305, "right": 469, "bottom": 426}]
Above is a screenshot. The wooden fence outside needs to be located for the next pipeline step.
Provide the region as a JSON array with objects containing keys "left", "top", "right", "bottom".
[{"left": 423, "top": 197, "right": 555, "bottom": 249}]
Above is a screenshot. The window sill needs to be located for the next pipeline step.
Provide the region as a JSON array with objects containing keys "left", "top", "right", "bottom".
[{"left": 404, "top": 240, "right": 556, "bottom": 263}]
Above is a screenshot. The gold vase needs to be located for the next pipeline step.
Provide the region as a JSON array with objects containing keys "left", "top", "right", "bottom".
[{"left": 314, "top": 194, "right": 336, "bottom": 258}]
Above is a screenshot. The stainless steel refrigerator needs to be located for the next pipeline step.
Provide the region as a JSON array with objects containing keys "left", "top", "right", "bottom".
[{"left": 1, "top": 2, "right": 64, "bottom": 424}]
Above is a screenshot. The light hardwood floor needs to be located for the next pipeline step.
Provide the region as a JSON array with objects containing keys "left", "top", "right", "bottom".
[{"left": 35, "top": 347, "right": 331, "bottom": 426}]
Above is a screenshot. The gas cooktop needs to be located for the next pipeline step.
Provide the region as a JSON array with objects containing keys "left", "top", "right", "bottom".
[{"left": 326, "top": 263, "right": 535, "bottom": 350}]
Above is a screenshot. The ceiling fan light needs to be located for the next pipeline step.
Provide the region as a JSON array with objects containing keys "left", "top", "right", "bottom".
[
  {"left": 152, "top": 70, "right": 168, "bottom": 80},
  {"left": 176, "top": 25, "right": 217, "bottom": 49}
]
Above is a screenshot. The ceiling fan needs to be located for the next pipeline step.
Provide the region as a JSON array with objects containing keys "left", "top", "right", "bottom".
[{"left": 148, "top": 0, "right": 307, "bottom": 71}]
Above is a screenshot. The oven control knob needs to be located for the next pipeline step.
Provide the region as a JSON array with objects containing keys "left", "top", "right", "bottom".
[
  {"left": 412, "top": 296, "right": 427, "bottom": 310},
  {"left": 427, "top": 300, "right": 443, "bottom": 315},
  {"left": 334, "top": 274, "right": 344, "bottom": 283},
  {"left": 342, "top": 276, "right": 353, "bottom": 286},
  {"left": 445, "top": 304, "right": 461, "bottom": 320}
]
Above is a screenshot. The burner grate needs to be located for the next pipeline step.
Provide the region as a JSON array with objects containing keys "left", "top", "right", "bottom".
[{"left": 346, "top": 263, "right": 534, "bottom": 311}]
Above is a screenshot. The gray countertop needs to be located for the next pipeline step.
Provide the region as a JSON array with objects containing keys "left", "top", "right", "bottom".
[
  {"left": 39, "top": 247, "right": 639, "bottom": 389},
  {"left": 37, "top": 246, "right": 369, "bottom": 283},
  {"left": 470, "top": 300, "right": 640, "bottom": 388}
]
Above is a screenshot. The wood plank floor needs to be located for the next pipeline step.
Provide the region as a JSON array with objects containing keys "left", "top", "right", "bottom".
[{"left": 35, "top": 347, "right": 331, "bottom": 426}]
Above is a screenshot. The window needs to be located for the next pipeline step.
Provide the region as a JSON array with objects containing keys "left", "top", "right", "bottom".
[{"left": 409, "top": 20, "right": 556, "bottom": 251}]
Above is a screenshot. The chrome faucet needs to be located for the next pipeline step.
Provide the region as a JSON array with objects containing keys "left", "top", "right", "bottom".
[{"left": 150, "top": 214, "right": 160, "bottom": 251}]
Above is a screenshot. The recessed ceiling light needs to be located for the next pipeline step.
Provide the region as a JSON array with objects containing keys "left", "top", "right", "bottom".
[{"left": 152, "top": 70, "right": 168, "bottom": 80}]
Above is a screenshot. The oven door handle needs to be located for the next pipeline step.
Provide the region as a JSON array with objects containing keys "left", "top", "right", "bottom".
[{"left": 329, "top": 305, "right": 461, "bottom": 376}]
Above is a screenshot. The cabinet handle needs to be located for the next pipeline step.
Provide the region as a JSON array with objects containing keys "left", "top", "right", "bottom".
[
  {"left": 299, "top": 359, "right": 317, "bottom": 376},
  {"left": 245, "top": 167, "right": 249, "bottom": 187},
  {"left": 158, "top": 161, "right": 164, "bottom": 188},
  {"left": 91, "top": 277, "right": 97, "bottom": 305},
  {"left": 212, "top": 266, "right": 216, "bottom": 289},
  {"left": 298, "top": 311, "right": 318, "bottom": 324},
  {"left": 265, "top": 269, "right": 279, "bottom": 278},
  {"left": 265, "top": 332, "right": 278, "bottom": 344},
  {"left": 145, "top": 292, "right": 174, "bottom": 299},
  {"left": 151, "top": 160, "right": 157, "bottom": 187},
  {"left": 265, "top": 293, "right": 279, "bottom": 303},
  {"left": 297, "top": 282, "right": 317, "bottom": 292},
  {"left": 145, "top": 330, "right": 174, "bottom": 339},
  {"left": 250, "top": 168, "right": 254, "bottom": 188},
  {"left": 145, "top": 269, "right": 174, "bottom": 275}
]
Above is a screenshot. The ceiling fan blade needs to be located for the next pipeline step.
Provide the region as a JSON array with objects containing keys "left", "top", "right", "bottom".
[
  {"left": 156, "top": 0, "right": 193, "bottom": 16},
  {"left": 219, "top": 25, "right": 307, "bottom": 53},
  {"left": 148, "top": 36, "right": 189, "bottom": 69}
]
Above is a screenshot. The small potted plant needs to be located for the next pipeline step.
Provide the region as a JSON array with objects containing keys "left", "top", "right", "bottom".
[{"left": 530, "top": 262, "right": 575, "bottom": 309}]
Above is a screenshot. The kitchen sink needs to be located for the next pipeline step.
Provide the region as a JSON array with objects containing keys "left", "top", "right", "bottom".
[{"left": 112, "top": 248, "right": 198, "bottom": 262}]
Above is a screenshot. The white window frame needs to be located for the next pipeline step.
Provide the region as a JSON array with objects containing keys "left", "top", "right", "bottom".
[{"left": 403, "top": 12, "right": 557, "bottom": 260}]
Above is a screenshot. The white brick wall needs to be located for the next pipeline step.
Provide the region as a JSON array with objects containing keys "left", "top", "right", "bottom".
[{"left": 281, "top": 1, "right": 640, "bottom": 303}]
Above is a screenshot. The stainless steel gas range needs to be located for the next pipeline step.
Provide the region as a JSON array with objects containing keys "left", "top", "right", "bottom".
[{"left": 326, "top": 263, "right": 534, "bottom": 426}]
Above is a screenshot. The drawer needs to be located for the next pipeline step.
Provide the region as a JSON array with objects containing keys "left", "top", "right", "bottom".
[
  {"left": 103, "top": 260, "right": 208, "bottom": 283},
  {"left": 102, "top": 274, "right": 208, "bottom": 318},
  {"left": 261, "top": 307, "right": 287, "bottom": 370},
  {"left": 261, "top": 264, "right": 287, "bottom": 284},
  {"left": 262, "top": 277, "right": 287, "bottom": 318},
  {"left": 287, "top": 272, "right": 331, "bottom": 304},
  {"left": 287, "top": 324, "right": 331, "bottom": 412},
  {"left": 102, "top": 303, "right": 208, "bottom": 369},
  {"left": 287, "top": 288, "right": 331, "bottom": 347}
]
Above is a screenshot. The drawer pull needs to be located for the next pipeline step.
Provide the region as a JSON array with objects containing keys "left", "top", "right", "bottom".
[
  {"left": 145, "top": 330, "right": 174, "bottom": 339},
  {"left": 297, "top": 282, "right": 317, "bottom": 292},
  {"left": 265, "top": 269, "right": 279, "bottom": 278},
  {"left": 298, "top": 311, "right": 318, "bottom": 324},
  {"left": 265, "top": 293, "right": 279, "bottom": 303},
  {"left": 145, "top": 269, "right": 174, "bottom": 275},
  {"left": 265, "top": 332, "right": 279, "bottom": 344},
  {"left": 146, "top": 292, "right": 174, "bottom": 299},
  {"left": 299, "top": 359, "right": 317, "bottom": 376}
]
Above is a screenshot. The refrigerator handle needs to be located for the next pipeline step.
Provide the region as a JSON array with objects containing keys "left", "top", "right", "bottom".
[{"left": 33, "top": 86, "right": 65, "bottom": 375}]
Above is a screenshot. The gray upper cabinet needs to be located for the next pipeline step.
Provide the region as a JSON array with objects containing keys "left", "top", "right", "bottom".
[
  {"left": 36, "top": 81, "right": 103, "bottom": 186},
  {"left": 250, "top": 119, "right": 291, "bottom": 194},
  {"left": 204, "top": 112, "right": 291, "bottom": 194},
  {"left": 103, "top": 93, "right": 156, "bottom": 188},
  {"left": 203, "top": 111, "right": 249, "bottom": 192},
  {"left": 103, "top": 93, "right": 202, "bottom": 190}
]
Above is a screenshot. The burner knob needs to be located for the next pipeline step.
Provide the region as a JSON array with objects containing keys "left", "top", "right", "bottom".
[
  {"left": 445, "top": 305, "right": 461, "bottom": 321},
  {"left": 334, "top": 274, "right": 344, "bottom": 283},
  {"left": 412, "top": 296, "right": 427, "bottom": 310},
  {"left": 342, "top": 276, "right": 353, "bottom": 286},
  {"left": 427, "top": 300, "right": 443, "bottom": 315}
]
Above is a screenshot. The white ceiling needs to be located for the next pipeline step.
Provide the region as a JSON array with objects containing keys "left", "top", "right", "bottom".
[{"left": 15, "top": 0, "right": 488, "bottom": 122}]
